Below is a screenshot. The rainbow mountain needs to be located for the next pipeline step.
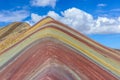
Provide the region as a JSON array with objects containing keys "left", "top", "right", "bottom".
[{"left": 0, "top": 17, "right": 120, "bottom": 80}]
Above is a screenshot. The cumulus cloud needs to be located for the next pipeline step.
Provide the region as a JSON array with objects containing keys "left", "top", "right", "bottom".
[
  {"left": 0, "top": 10, "right": 29, "bottom": 22},
  {"left": 90, "top": 17, "right": 120, "bottom": 34},
  {"left": 27, "top": 7, "right": 120, "bottom": 34},
  {"left": 26, "top": 13, "right": 45, "bottom": 25},
  {"left": 31, "top": 0, "right": 57, "bottom": 8}
]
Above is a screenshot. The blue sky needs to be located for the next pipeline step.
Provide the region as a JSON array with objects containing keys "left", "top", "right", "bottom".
[{"left": 0, "top": 0, "right": 120, "bottom": 49}]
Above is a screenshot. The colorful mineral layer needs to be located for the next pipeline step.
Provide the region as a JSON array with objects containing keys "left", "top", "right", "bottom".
[{"left": 0, "top": 17, "right": 120, "bottom": 80}]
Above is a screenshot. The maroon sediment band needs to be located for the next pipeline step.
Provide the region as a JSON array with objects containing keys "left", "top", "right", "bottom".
[
  {"left": 1, "top": 22, "right": 120, "bottom": 62},
  {"left": 0, "top": 38, "right": 117, "bottom": 80},
  {"left": 46, "top": 20, "right": 120, "bottom": 55}
]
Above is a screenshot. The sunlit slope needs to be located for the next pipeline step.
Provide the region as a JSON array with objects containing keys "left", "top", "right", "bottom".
[
  {"left": 0, "top": 22, "right": 30, "bottom": 40},
  {"left": 0, "top": 22, "right": 30, "bottom": 52},
  {"left": 0, "top": 17, "right": 119, "bottom": 79},
  {"left": 0, "top": 17, "right": 53, "bottom": 52}
]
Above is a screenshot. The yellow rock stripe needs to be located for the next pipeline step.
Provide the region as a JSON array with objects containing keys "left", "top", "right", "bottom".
[{"left": 0, "top": 27, "right": 119, "bottom": 77}]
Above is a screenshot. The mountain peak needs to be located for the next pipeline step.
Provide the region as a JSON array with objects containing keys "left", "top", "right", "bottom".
[{"left": 0, "top": 17, "right": 120, "bottom": 80}]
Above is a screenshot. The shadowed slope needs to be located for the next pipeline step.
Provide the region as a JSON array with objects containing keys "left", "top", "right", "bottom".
[
  {"left": 0, "top": 22, "right": 30, "bottom": 40},
  {"left": 0, "top": 22, "right": 30, "bottom": 52}
]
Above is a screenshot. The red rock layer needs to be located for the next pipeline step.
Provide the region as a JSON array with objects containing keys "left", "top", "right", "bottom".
[
  {"left": 0, "top": 38, "right": 117, "bottom": 80},
  {"left": 47, "top": 21, "right": 120, "bottom": 61}
]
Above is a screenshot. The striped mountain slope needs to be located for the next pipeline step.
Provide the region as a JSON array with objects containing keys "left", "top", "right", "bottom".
[
  {"left": 0, "top": 17, "right": 54, "bottom": 53},
  {"left": 0, "top": 17, "right": 120, "bottom": 80},
  {"left": 0, "top": 22, "right": 30, "bottom": 40},
  {"left": 0, "top": 22, "right": 30, "bottom": 52}
]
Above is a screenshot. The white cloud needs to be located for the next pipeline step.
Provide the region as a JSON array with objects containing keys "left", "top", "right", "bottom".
[
  {"left": 31, "top": 0, "right": 57, "bottom": 8},
  {"left": 26, "top": 13, "right": 45, "bottom": 25},
  {"left": 97, "top": 3, "right": 107, "bottom": 7},
  {"left": 0, "top": 10, "right": 29, "bottom": 22},
  {"left": 60, "top": 8, "right": 94, "bottom": 33},
  {"left": 27, "top": 7, "right": 120, "bottom": 34},
  {"left": 26, "top": 11, "right": 61, "bottom": 25},
  {"left": 90, "top": 17, "right": 120, "bottom": 34}
]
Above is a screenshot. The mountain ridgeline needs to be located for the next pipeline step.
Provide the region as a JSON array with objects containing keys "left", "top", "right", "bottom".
[{"left": 0, "top": 17, "right": 120, "bottom": 80}]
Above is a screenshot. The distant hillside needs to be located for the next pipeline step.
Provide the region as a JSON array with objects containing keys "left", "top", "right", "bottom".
[
  {"left": 115, "top": 49, "right": 120, "bottom": 52},
  {"left": 0, "top": 22, "right": 30, "bottom": 52},
  {"left": 0, "top": 22, "right": 30, "bottom": 40}
]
